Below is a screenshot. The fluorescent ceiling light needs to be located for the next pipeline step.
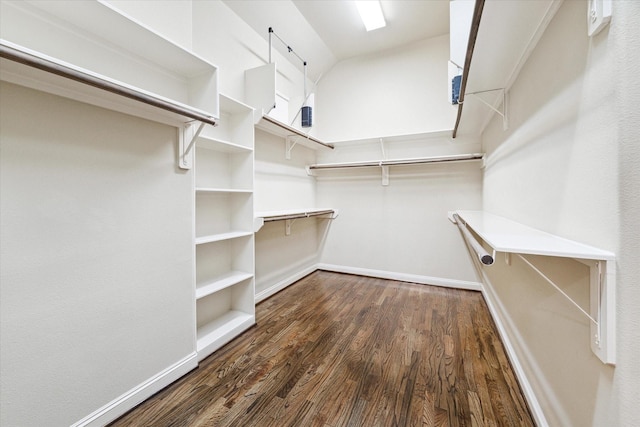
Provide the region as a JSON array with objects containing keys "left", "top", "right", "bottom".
[{"left": 355, "top": 1, "right": 386, "bottom": 32}]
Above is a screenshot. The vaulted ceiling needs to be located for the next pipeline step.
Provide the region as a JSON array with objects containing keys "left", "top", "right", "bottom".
[{"left": 223, "top": 0, "right": 450, "bottom": 81}]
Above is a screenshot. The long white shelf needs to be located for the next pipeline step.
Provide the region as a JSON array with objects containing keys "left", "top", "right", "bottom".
[
  {"left": 307, "top": 153, "right": 485, "bottom": 172},
  {"left": 451, "top": 210, "right": 616, "bottom": 365},
  {"left": 195, "top": 231, "right": 253, "bottom": 245},
  {"left": 197, "top": 310, "right": 255, "bottom": 361},
  {"left": 256, "top": 115, "right": 334, "bottom": 151},
  {"left": 195, "top": 187, "right": 253, "bottom": 194},
  {"left": 196, "top": 271, "right": 254, "bottom": 300},
  {"left": 451, "top": 210, "right": 614, "bottom": 261},
  {"left": 254, "top": 208, "right": 338, "bottom": 233}
]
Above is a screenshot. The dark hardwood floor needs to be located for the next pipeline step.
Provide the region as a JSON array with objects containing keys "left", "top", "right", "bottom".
[{"left": 109, "top": 271, "right": 534, "bottom": 427}]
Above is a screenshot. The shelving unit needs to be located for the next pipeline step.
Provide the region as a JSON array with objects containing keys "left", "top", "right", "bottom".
[
  {"left": 450, "top": 210, "right": 615, "bottom": 365},
  {"left": 254, "top": 208, "right": 338, "bottom": 234},
  {"left": 194, "top": 94, "right": 256, "bottom": 361}
]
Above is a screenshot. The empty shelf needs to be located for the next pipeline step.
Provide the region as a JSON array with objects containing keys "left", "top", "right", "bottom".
[
  {"left": 256, "top": 115, "right": 334, "bottom": 150},
  {"left": 195, "top": 231, "right": 253, "bottom": 245},
  {"left": 256, "top": 208, "right": 337, "bottom": 222},
  {"left": 451, "top": 210, "right": 615, "bottom": 260},
  {"left": 196, "top": 271, "right": 254, "bottom": 300},
  {"left": 307, "top": 153, "right": 484, "bottom": 171},
  {"left": 197, "top": 310, "right": 255, "bottom": 361}
]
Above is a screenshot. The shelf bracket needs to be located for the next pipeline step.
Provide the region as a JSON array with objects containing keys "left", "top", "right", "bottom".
[
  {"left": 381, "top": 164, "right": 390, "bottom": 186},
  {"left": 284, "top": 218, "right": 297, "bottom": 235},
  {"left": 179, "top": 121, "right": 205, "bottom": 170},
  {"left": 285, "top": 136, "right": 298, "bottom": 160},
  {"left": 465, "top": 88, "right": 509, "bottom": 130}
]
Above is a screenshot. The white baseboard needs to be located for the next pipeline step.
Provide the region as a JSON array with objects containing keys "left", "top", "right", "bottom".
[
  {"left": 317, "top": 263, "right": 483, "bottom": 291},
  {"left": 255, "top": 264, "right": 318, "bottom": 303},
  {"left": 71, "top": 352, "right": 198, "bottom": 427},
  {"left": 480, "top": 280, "right": 548, "bottom": 427}
]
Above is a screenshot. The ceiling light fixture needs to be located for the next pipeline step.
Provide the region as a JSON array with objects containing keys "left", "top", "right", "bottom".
[{"left": 355, "top": 1, "right": 386, "bottom": 32}]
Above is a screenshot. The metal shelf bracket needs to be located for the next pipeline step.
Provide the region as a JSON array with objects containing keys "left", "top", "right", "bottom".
[
  {"left": 465, "top": 88, "right": 509, "bottom": 130},
  {"left": 179, "top": 121, "right": 205, "bottom": 170}
]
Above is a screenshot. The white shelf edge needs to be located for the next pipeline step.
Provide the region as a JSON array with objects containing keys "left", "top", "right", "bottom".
[
  {"left": 196, "top": 135, "right": 252, "bottom": 153},
  {"left": 196, "top": 311, "right": 255, "bottom": 361},
  {"left": 219, "top": 93, "right": 254, "bottom": 115},
  {"left": 195, "top": 188, "right": 253, "bottom": 194},
  {"left": 453, "top": 210, "right": 615, "bottom": 261},
  {"left": 196, "top": 271, "right": 254, "bottom": 300},
  {"left": 195, "top": 231, "right": 253, "bottom": 245},
  {"left": 256, "top": 208, "right": 338, "bottom": 221}
]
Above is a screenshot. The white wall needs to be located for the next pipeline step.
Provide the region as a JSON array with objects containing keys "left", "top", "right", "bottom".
[
  {"left": 480, "top": 1, "right": 640, "bottom": 425},
  {"left": 315, "top": 35, "right": 457, "bottom": 142},
  {"left": 316, "top": 134, "right": 482, "bottom": 286},
  {"left": 105, "top": 0, "right": 193, "bottom": 50},
  {"left": 0, "top": 82, "right": 194, "bottom": 427}
]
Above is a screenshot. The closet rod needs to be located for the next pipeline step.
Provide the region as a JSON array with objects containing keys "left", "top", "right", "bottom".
[
  {"left": 260, "top": 115, "right": 334, "bottom": 149},
  {"left": 0, "top": 41, "right": 218, "bottom": 127},
  {"left": 453, "top": 213, "right": 494, "bottom": 265},
  {"left": 308, "top": 153, "right": 484, "bottom": 170}
]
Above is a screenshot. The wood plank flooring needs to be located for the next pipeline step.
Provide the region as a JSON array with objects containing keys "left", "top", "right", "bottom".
[{"left": 109, "top": 271, "right": 534, "bottom": 427}]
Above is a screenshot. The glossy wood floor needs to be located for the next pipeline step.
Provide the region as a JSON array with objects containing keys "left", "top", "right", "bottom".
[{"left": 110, "top": 271, "right": 534, "bottom": 427}]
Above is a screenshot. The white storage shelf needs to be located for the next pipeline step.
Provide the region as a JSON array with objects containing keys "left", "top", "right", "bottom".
[
  {"left": 0, "top": 2, "right": 219, "bottom": 126},
  {"left": 451, "top": 210, "right": 616, "bottom": 365},
  {"left": 452, "top": 211, "right": 614, "bottom": 261}
]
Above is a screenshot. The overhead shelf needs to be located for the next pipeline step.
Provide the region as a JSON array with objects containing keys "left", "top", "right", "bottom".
[
  {"left": 307, "top": 153, "right": 484, "bottom": 172},
  {"left": 450, "top": 210, "right": 615, "bottom": 365},
  {"left": 453, "top": 0, "right": 562, "bottom": 138}
]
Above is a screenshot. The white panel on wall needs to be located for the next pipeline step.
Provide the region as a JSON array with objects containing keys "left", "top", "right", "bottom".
[{"left": 0, "top": 82, "right": 194, "bottom": 427}]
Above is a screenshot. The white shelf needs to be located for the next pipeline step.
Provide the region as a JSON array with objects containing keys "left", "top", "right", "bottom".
[
  {"left": 195, "top": 188, "right": 253, "bottom": 194},
  {"left": 0, "top": 2, "right": 219, "bottom": 124},
  {"left": 451, "top": 210, "right": 616, "bottom": 365},
  {"left": 308, "top": 153, "right": 485, "bottom": 171},
  {"left": 196, "top": 310, "right": 255, "bottom": 361},
  {"left": 256, "top": 208, "right": 337, "bottom": 221},
  {"left": 196, "top": 271, "right": 254, "bottom": 300},
  {"left": 195, "top": 231, "right": 253, "bottom": 245},
  {"left": 452, "top": 211, "right": 614, "bottom": 261},
  {"left": 196, "top": 135, "right": 253, "bottom": 153},
  {"left": 454, "top": 1, "right": 562, "bottom": 137}
]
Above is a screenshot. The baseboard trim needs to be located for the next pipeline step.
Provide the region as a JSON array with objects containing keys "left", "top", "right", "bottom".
[
  {"left": 317, "top": 263, "right": 483, "bottom": 291},
  {"left": 255, "top": 264, "right": 318, "bottom": 303},
  {"left": 71, "top": 352, "right": 198, "bottom": 427},
  {"left": 480, "top": 281, "right": 548, "bottom": 427}
]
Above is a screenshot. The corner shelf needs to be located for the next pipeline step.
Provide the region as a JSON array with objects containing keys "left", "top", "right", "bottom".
[{"left": 450, "top": 210, "right": 615, "bottom": 365}]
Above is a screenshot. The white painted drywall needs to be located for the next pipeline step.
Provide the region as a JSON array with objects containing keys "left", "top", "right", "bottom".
[
  {"left": 0, "top": 82, "right": 194, "bottom": 426},
  {"left": 316, "top": 135, "right": 482, "bottom": 285},
  {"left": 105, "top": 0, "right": 193, "bottom": 50},
  {"left": 314, "top": 35, "right": 458, "bottom": 142},
  {"left": 480, "top": 1, "right": 640, "bottom": 425}
]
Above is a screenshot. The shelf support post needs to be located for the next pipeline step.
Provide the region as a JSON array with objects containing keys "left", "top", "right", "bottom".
[
  {"left": 179, "top": 121, "right": 205, "bottom": 170},
  {"left": 381, "top": 165, "right": 390, "bottom": 186}
]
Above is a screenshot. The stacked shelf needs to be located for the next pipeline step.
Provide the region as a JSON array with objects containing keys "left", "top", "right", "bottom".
[{"left": 194, "top": 95, "right": 256, "bottom": 361}]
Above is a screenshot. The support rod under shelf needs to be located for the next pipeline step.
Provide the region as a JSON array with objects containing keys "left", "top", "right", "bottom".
[{"left": 307, "top": 153, "right": 484, "bottom": 172}]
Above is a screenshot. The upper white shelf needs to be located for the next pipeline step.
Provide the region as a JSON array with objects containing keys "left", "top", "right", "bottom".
[
  {"left": 0, "top": 0, "right": 218, "bottom": 125},
  {"left": 451, "top": 210, "right": 615, "bottom": 261},
  {"left": 454, "top": 0, "right": 562, "bottom": 137},
  {"left": 254, "top": 208, "right": 338, "bottom": 232}
]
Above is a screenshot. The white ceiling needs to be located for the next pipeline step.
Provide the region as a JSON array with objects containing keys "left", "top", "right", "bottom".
[{"left": 223, "top": 0, "right": 450, "bottom": 82}]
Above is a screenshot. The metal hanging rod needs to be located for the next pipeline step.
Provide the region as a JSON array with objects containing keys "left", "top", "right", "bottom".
[
  {"left": 0, "top": 40, "right": 218, "bottom": 127},
  {"left": 260, "top": 209, "right": 336, "bottom": 222},
  {"left": 452, "top": 213, "right": 494, "bottom": 265},
  {"left": 307, "top": 153, "right": 485, "bottom": 171}
]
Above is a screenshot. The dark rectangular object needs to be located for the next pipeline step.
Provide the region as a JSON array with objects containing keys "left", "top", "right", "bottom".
[
  {"left": 452, "top": 75, "right": 462, "bottom": 105},
  {"left": 301, "top": 105, "right": 312, "bottom": 127}
]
